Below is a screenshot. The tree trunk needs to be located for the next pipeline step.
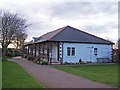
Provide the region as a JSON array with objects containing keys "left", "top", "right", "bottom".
[
  {"left": 2, "top": 43, "right": 9, "bottom": 57},
  {"left": 2, "top": 47, "right": 7, "bottom": 57}
]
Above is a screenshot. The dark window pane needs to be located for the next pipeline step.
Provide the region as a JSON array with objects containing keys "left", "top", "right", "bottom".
[
  {"left": 72, "top": 47, "right": 75, "bottom": 56},
  {"left": 67, "top": 47, "right": 71, "bottom": 56},
  {"left": 94, "top": 48, "right": 97, "bottom": 55}
]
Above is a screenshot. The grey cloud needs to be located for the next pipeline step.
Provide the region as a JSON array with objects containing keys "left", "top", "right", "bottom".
[
  {"left": 84, "top": 22, "right": 117, "bottom": 34},
  {"left": 48, "top": 2, "right": 117, "bottom": 19},
  {"left": 1, "top": 1, "right": 117, "bottom": 42},
  {"left": 28, "top": 22, "right": 43, "bottom": 30}
]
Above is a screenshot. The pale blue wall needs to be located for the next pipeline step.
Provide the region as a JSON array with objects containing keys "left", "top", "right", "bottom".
[{"left": 62, "top": 43, "right": 112, "bottom": 63}]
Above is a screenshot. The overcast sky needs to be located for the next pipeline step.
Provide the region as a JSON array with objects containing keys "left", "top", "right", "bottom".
[{"left": 0, "top": 0, "right": 118, "bottom": 43}]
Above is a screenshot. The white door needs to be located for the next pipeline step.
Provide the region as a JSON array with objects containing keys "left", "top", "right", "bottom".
[
  {"left": 52, "top": 46, "right": 58, "bottom": 62},
  {"left": 86, "top": 47, "right": 93, "bottom": 61}
]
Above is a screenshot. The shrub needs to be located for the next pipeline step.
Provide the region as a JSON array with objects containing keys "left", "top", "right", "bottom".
[
  {"left": 41, "top": 61, "right": 48, "bottom": 65},
  {"left": 76, "top": 62, "right": 79, "bottom": 64},
  {"left": 28, "top": 55, "right": 34, "bottom": 60},
  {"left": 64, "top": 61, "right": 69, "bottom": 64},
  {"left": 5, "top": 48, "right": 13, "bottom": 58},
  {"left": 36, "top": 61, "right": 40, "bottom": 64},
  {"left": 13, "top": 50, "right": 21, "bottom": 56},
  {"left": 1, "top": 57, "right": 8, "bottom": 61},
  {"left": 87, "top": 61, "right": 92, "bottom": 63},
  {"left": 24, "top": 54, "right": 27, "bottom": 58},
  {"left": 79, "top": 59, "right": 83, "bottom": 64}
]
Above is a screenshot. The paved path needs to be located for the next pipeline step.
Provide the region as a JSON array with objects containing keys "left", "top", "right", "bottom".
[{"left": 10, "top": 57, "right": 113, "bottom": 88}]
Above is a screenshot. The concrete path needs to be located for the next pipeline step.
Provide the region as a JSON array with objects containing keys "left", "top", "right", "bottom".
[{"left": 9, "top": 57, "right": 113, "bottom": 88}]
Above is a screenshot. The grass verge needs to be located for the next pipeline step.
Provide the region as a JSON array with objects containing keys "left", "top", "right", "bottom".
[
  {"left": 2, "top": 61, "right": 44, "bottom": 88},
  {"left": 52, "top": 64, "right": 118, "bottom": 87}
]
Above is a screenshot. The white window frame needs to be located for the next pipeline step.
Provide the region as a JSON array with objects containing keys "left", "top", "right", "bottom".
[{"left": 67, "top": 47, "right": 75, "bottom": 56}]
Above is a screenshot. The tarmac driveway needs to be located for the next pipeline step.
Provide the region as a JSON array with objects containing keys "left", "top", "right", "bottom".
[{"left": 10, "top": 57, "right": 113, "bottom": 88}]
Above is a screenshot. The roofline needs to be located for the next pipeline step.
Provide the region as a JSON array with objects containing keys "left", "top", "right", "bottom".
[
  {"left": 48, "top": 40, "right": 114, "bottom": 45},
  {"left": 24, "top": 40, "right": 114, "bottom": 46}
]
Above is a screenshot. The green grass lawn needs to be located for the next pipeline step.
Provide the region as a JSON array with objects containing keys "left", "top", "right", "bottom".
[
  {"left": 2, "top": 61, "right": 44, "bottom": 88},
  {"left": 52, "top": 64, "right": 118, "bottom": 87}
]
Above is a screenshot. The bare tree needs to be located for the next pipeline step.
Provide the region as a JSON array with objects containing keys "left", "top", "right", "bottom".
[
  {"left": 13, "top": 32, "right": 27, "bottom": 50},
  {"left": 114, "top": 39, "right": 120, "bottom": 63},
  {"left": 0, "top": 11, "right": 29, "bottom": 57},
  {"left": 117, "top": 39, "right": 120, "bottom": 63}
]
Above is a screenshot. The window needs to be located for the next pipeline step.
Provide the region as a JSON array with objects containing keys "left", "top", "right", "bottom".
[
  {"left": 67, "top": 47, "right": 71, "bottom": 56},
  {"left": 94, "top": 48, "right": 97, "bottom": 55},
  {"left": 67, "top": 47, "right": 75, "bottom": 56}
]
